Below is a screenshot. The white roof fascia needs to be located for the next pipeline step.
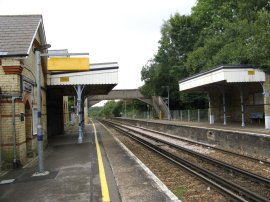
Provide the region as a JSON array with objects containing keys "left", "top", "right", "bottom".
[
  {"left": 27, "top": 19, "right": 42, "bottom": 55},
  {"left": 179, "top": 67, "right": 265, "bottom": 91},
  {"left": 224, "top": 68, "right": 265, "bottom": 83},
  {"left": 47, "top": 68, "right": 118, "bottom": 86}
]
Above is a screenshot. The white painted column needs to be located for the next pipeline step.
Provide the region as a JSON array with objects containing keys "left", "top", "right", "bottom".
[
  {"left": 223, "top": 91, "right": 227, "bottom": 126},
  {"left": 240, "top": 89, "right": 245, "bottom": 127},
  {"left": 208, "top": 95, "right": 214, "bottom": 124},
  {"left": 210, "top": 115, "right": 215, "bottom": 124},
  {"left": 263, "top": 77, "right": 270, "bottom": 129},
  {"left": 84, "top": 97, "right": 88, "bottom": 124},
  {"left": 265, "top": 116, "right": 270, "bottom": 129}
]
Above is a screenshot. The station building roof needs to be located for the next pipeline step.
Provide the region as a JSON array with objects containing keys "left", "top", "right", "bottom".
[
  {"left": 0, "top": 15, "right": 46, "bottom": 57},
  {"left": 47, "top": 62, "right": 118, "bottom": 96},
  {"left": 179, "top": 65, "right": 265, "bottom": 92}
]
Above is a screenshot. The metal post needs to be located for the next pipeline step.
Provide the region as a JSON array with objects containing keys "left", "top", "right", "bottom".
[
  {"left": 167, "top": 86, "right": 170, "bottom": 121},
  {"left": 208, "top": 93, "right": 214, "bottom": 124},
  {"left": 188, "top": 110, "right": 190, "bottom": 122},
  {"left": 0, "top": 97, "right": 1, "bottom": 170},
  {"left": 198, "top": 109, "right": 200, "bottom": 122},
  {"left": 180, "top": 110, "right": 183, "bottom": 121},
  {"left": 12, "top": 97, "right": 16, "bottom": 166},
  {"left": 147, "top": 104, "right": 150, "bottom": 119},
  {"left": 12, "top": 97, "right": 21, "bottom": 168},
  {"left": 240, "top": 90, "right": 245, "bottom": 127},
  {"left": 223, "top": 92, "right": 227, "bottom": 125},
  {"left": 36, "top": 50, "right": 44, "bottom": 173},
  {"left": 133, "top": 101, "right": 134, "bottom": 118},
  {"left": 125, "top": 100, "right": 127, "bottom": 117},
  {"left": 76, "top": 85, "right": 83, "bottom": 144}
]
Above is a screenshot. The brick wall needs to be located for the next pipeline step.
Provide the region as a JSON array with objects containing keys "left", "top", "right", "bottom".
[{"left": 0, "top": 34, "right": 48, "bottom": 166}]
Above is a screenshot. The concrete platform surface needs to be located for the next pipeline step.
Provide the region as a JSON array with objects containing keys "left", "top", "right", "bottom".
[{"left": 0, "top": 121, "right": 179, "bottom": 202}]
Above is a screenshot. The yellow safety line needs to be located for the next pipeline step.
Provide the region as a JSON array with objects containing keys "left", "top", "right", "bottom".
[{"left": 91, "top": 119, "right": 110, "bottom": 202}]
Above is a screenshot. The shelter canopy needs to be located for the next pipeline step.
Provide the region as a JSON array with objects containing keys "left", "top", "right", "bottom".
[
  {"left": 47, "top": 62, "right": 118, "bottom": 96},
  {"left": 179, "top": 65, "right": 265, "bottom": 92}
]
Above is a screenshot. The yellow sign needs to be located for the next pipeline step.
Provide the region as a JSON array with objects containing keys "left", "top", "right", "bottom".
[
  {"left": 48, "top": 58, "right": 89, "bottom": 71},
  {"left": 60, "top": 77, "right": 69, "bottom": 82},
  {"left": 248, "top": 70, "right": 255, "bottom": 75}
]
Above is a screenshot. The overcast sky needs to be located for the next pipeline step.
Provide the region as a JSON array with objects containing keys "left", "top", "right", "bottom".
[{"left": 0, "top": 0, "right": 197, "bottom": 89}]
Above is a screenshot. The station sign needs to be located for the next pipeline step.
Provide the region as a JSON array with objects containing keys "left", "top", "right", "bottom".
[
  {"left": 248, "top": 70, "right": 255, "bottom": 75},
  {"left": 60, "top": 77, "right": 70, "bottom": 82},
  {"left": 21, "top": 76, "right": 34, "bottom": 93},
  {"left": 23, "top": 81, "right": 33, "bottom": 92},
  {"left": 48, "top": 57, "right": 89, "bottom": 71}
]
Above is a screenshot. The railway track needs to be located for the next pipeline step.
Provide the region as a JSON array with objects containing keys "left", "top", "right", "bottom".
[
  {"left": 116, "top": 119, "right": 270, "bottom": 166},
  {"left": 101, "top": 119, "right": 270, "bottom": 202}
]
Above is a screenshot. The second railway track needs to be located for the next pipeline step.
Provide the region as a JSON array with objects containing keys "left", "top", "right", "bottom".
[{"left": 100, "top": 119, "right": 270, "bottom": 202}]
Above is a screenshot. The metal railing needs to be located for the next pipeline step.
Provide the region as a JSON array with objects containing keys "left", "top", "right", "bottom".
[
  {"left": 119, "top": 104, "right": 267, "bottom": 125},
  {"left": 171, "top": 109, "right": 208, "bottom": 122}
]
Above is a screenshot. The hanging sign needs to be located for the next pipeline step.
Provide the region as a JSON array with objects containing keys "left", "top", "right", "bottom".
[
  {"left": 248, "top": 70, "right": 255, "bottom": 75},
  {"left": 60, "top": 77, "right": 70, "bottom": 82},
  {"left": 48, "top": 57, "right": 89, "bottom": 71}
]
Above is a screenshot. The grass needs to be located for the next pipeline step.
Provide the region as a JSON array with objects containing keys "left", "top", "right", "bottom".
[{"left": 174, "top": 186, "right": 187, "bottom": 201}]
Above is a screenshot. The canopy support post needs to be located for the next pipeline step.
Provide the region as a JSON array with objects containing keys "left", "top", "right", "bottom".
[
  {"left": 74, "top": 85, "right": 85, "bottom": 144},
  {"left": 223, "top": 90, "right": 227, "bottom": 126},
  {"left": 240, "top": 87, "right": 245, "bottom": 127}
]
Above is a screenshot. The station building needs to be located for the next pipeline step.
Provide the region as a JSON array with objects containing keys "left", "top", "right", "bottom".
[
  {"left": 179, "top": 65, "right": 270, "bottom": 129},
  {"left": 0, "top": 15, "right": 48, "bottom": 166},
  {"left": 0, "top": 15, "right": 118, "bottom": 167}
]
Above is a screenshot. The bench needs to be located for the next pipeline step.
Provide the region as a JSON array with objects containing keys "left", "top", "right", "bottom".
[{"left": 249, "top": 112, "right": 264, "bottom": 124}]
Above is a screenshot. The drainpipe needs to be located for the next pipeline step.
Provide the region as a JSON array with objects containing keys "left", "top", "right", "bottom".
[
  {"left": 0, "top": 96, "right": 2, "bottom": 170},
  {"left": 12, "top": 96, "right": 22, "bottom": 168}
]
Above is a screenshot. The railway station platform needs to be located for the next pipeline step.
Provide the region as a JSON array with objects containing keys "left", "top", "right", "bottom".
[
  {"left": 0, "top": 121, "right": 178, "bottom": 202},
  {"left": 115, "top": 118, "right": 270, "bottom": 161}
]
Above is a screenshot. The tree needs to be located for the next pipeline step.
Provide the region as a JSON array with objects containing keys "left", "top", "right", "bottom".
[
  {"left": 140, "top": 0, "right": 270, "bottom": 110},
  {"left": 140, "top": 13, "right": 206, "bottom": 109},
  {"left": 187, "top": 0, "right": 270, "bottom": 73},
  {"left": 99, "top": 101, "right": 117, "bottom": 117}
]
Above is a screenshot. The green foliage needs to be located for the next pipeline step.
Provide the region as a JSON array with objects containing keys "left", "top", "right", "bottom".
[
  {"left": 174, "top": 186, "right": 187, "bottom": 200},
  {"left": 99, "top": 101, "right": 118, "bottom": 117},
  {"left": 112, "top": 101, "right": 123, "bottom": 117},
  {"left": 140, "top": 0, "right": 270, "bottom": 109},
  {"left": 90, "top": 100, "right": 149, "bottom": 118},
  {"left": 89, "top": 107, "right": 102, "bottom": 118},
  {"left": 68, "top": 96, "right": 76, "bottom": 112},
  {"left": 187, "top": 0, "right": 270, "bottom": 73}
]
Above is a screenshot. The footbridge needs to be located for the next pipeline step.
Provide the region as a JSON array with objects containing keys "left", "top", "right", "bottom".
[{"left": 88, "top": 89, "right": 170, "bottom": 119}]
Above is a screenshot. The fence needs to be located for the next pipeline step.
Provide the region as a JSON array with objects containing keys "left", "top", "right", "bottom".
[
  {"left": 171, "top": 109, "right": 208, "bottom": 122},
  {"left": 122, "top": 108, "right": 209, "bottom": 122},
  {"left": 120, "top": 104, "right": 266, "bottom": 124}
]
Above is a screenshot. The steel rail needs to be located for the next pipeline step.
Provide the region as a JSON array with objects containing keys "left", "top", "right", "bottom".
[
  {"left": 120, "top": 124, "right": 270, "bottom": 186},
  {"left": 102, "top": 120, "right": 270, "bottom": 202},
  {"left": 113, "top": 119, "right": 270, "bottom": 165}
]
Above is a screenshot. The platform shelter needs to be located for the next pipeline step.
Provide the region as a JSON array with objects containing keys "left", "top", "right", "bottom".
[
  {"left": 179, "top": 65, "right": 270, "bottom": 129},
  {"left": 46, "top": 62, "right": 118, "bottom": 138}
]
